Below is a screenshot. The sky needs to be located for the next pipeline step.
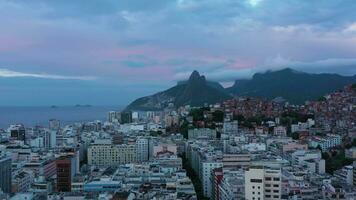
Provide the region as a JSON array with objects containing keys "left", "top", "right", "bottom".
[{"left": 0, "top": 0, "right": 356, "bottom": 106}]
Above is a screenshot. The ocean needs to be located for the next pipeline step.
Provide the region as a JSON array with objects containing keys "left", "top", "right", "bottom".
[{"left": 0, "top": 106, "right": 123, "bottom": 129}]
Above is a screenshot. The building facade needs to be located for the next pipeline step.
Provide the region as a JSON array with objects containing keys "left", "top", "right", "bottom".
[
  {"left": 245, "top": 165, "right": 282, "bottom": 200},
  {"left": 88, "top": 144, "right": 137, "bottom": 167},
  {"left": 0, "top": 154, "right": 12, "bottom": 194}
]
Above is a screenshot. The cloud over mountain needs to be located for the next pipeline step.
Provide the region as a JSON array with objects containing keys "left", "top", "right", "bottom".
[{"left": 0, "top": 0, "right": 356, "bottom": 105}]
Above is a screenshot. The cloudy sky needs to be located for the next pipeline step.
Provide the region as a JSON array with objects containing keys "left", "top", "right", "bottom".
[{"left": 1, "top": 0, "right": 356, "bottom": 106}]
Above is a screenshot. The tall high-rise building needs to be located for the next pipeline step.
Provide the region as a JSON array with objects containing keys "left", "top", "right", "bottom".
[
  {"left": 44, "top": 130, "right": 57, "bottom": 149},
  {"left": 108, "top": 111, "right": 120, "bottom": 123},
  {"left": 56, "top": 155, "right": 74, "bottom": 192},
  {"left": 245, "top": 165, "right": 282, "bottom": 200},
  {"left": 0, "top": 153, "right": 12, "bottom": 194},
  {"left": 136, "top": 137, "right": 149, "bottom": 162},
  {"left": 120, "top": 112, "right": 132, "bottom": 124},
  {"left": 132, "top": 112, "right": 139, "bottom": 122},
  {"left": 49, "top": 119, "right": 60, "bottom": 130},
  {"left": 201, "top": 161, "right": 223, "bottom": 198},
  {"left": 353, "top": 161, "right": 356, "bottom": 187},
  {"left": 9, "top": 124, "right": 26, "bottom": 143},
  {"left": 211, "top": 167, "right": 223, "bottom": 200}
]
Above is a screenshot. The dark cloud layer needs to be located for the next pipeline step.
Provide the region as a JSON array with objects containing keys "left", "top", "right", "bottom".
[{"left": 0, "top": 0, "right": 356, "bottom": 105}]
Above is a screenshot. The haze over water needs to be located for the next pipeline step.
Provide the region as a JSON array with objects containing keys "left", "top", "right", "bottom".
[{"left": 0, "top": 106, "right": 123, "bottom": 129}]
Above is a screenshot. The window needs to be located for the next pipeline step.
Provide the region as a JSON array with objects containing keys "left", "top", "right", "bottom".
[
  {"left": 273, "top": 190, "right": 279, "bottom": 193},
  {"left": 251, "top": 179, "right": 262, "bottom": 183},
  {"left": 265, "top": 177, "right": 272, "bottom": 181},
  {"left": 273, "top": 177, "right": 280, "bottom": 181},
  {"left": 273, "top": 184, "right": 279, "bottom": 187}
]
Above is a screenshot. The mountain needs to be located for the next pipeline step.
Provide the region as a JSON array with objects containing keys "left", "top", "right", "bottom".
[
  {"left": 226, "top": 68, "right": 356, "bottom": 104},
  {"left": 177, "top": 80, "right": 226, "bottom": 92},
  {"left": 125, "top": 71, "right": 232, "bottom": 111}
]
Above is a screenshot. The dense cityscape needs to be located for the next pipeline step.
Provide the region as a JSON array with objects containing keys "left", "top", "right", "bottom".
[
  {"left": 0, "top": 84, "right": 354, "bottom": 200},
  {"left": 1, "top": 0, "right": 356, "bottom": 200}
]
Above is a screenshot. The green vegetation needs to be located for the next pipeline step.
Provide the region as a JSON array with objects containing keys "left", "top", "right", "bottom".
[
  {"left": 317, "top": 96, "right": 327, "bottom": 102},
  {"left": 186, "top": 107, "right": 223, "bottom": 130},
  {"left": 352, "top": 83, "right": 356, "bottom": 89},
  {"left": 344, "top": 138, "right": 356, "bottom": 149},
  {"left": 233, "top": 114, "right": 245, "bottom": 122},
  {"left": 149, "top": 130, "right": 163, "bottom": 137},
  {"left": 179, "top": 120, "right": 190, "bottom": 139},
  {"left": 281, "top": 111, "right": 313, "bottom": 124},
  {"left": 237, "top": 115, "right": 271, "bottom": 128},
  {"left": 189, "top": 108, "right": 208, "bottom": 121},
  {"left": 279, "top": 111, "right": 314, "bottom": 133},
  {"left": 322, "top": 150, "right": 353, "bottom": 174},
  {"left": 212, "top": 110, "right": 224, "bottom": 122},
  {"left": 288, "top": 132, "right": 299, "bottom": 140},
  {"left": 181, "top": 155, "right": 209, "bottom": 200}
]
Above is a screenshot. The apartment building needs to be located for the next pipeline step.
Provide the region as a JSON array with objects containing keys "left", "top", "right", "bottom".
[
  {"left": 245, "top": 165, "right": 282, "bottom": 200},
  {"left": 88, "top": 144, "right": 137, "bottom": 167}
]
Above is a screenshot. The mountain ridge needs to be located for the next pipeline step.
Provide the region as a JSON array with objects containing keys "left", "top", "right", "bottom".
[
  {"left": 226, "top": 68, "right": 356, "bottom": 104},
  {"left": 125, "top": 71, "right": 231, "bottom": 111},
  {"left": 125, "top": 68, "right": 356, "bottom": 111}
]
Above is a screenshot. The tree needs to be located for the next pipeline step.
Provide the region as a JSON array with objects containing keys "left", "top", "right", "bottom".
[
  {"left": 179, "top": 120, "right": 190, "bottom": 139},
  {"left": 189, "top": 108, "right": 205, "bottom": 122},
  {"left": 351, "top": 83, "right": 356, "bottom": 89},
  {"left": 317, "top": 96, "right": 327, "bottom": 102},
  {"left": 288, "top": 132, "right": 299, "bottom": 140},
  {"left": 324, "top": 150, "right": 353, "bottom": 174},
  {"left": 216, "top": 131, "right": 221, "bottom": 139},
  {"left": 180, "top": 155, "right": 210, "bottom": 200},
  {"left": 212, "top": 110, "right": 224, "bottom": 122},
  {"left": 233, "top": 114, "right": 245, "bottom": 122},
  {"left": 322, "top": 152, "right": 330, "bottom": 160}
]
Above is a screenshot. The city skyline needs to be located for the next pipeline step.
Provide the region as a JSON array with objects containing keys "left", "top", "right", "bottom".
[{"left": 1, "top": 0, "right": 356, "bottom": 105}]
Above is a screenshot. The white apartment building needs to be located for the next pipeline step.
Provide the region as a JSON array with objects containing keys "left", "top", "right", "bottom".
[
  {"left": 12, "top": 170, "right": 33, "bottom": 193},
  {"left": 291, "top": 150, "right": 325, "bottom": 174},
  {"left": 291, "top": 122, "right": 309, "bottom": 133},
  {"left": 188, "top": 128, "right": 216, "bottom": 139},
  {"left": 200, "top": 161, "right": 223, "bottom": 198},
  {"left": 245, "top": 165, "right": 282, "bottom": 200},
  {"left": 107, "top": 111, "right": 120, "bottom": 123},
  {"left": 222, "top": 154, "right": 251, "bottom": 168},
  {"left": 346, "top": 147, "right": 356, "bottom": 159},
  {"left": 219, "top": 170, "right": 245, "bottom": 200},
  {"left": 87, "top": 144, "right": 137, "bottom": 167},
  {"left": 273, "top": 126, "right": 287, "bottom": 137},
  {"left": 223, "top": 120, "right": 238, "bottom": 135},
  {"left": 334, "top": 165, "right": 353, "bottom": 185},
  {"left": 44, "top": 130, "right": 56, "bottom": 149},
  {"left": 136, "top": 137, "right": 149, "bottom": 162},
  {"left": 309, "top": 134, "right": 341, "bottom": 151}
]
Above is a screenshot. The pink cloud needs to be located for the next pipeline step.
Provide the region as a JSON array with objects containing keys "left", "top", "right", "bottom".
[{"left": 0, "top": 37, "right": 33, "bottom": 52}]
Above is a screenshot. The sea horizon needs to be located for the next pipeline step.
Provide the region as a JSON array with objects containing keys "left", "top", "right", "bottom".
[{"left": 0, "top": 105, "right": 124, "bottom": 129}]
